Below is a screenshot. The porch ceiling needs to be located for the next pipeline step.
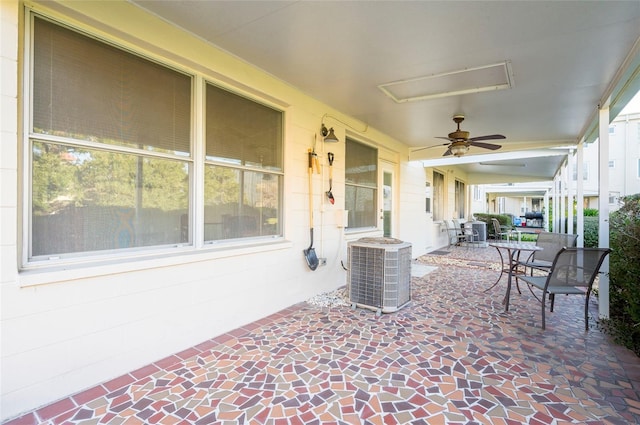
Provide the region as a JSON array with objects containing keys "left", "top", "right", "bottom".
[{"left": 132, "top": 1, "right": 640, "bottom": 182}]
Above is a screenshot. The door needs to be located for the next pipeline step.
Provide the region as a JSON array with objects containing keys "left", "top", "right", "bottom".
[{"left": 381, "top": 162, "right": 395, "bottom": 237}]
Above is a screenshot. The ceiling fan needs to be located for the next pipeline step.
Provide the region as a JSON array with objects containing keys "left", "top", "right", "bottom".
[{"left": 428, "top": 115, "right": 506, "bottom": 157}]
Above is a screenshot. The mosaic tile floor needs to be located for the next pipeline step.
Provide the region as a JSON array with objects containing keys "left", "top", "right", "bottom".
[{"left": 6, "top": 246, "right": 640, "bottom": 425}]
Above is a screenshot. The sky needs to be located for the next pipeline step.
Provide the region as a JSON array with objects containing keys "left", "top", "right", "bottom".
[{"left": 620, "top": 91, "right": 640, "bottom": 114}]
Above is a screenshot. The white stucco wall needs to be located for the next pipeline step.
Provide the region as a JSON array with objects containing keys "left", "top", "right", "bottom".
[{"left": 0, "top": 1, "right": 431, "bottom": 420}]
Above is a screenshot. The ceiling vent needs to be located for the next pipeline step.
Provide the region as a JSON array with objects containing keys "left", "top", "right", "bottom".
[{"left": 378, "top": 61, "right": 514, "bottom": 103}]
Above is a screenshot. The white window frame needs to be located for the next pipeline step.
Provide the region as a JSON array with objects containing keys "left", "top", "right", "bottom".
[
  {"left": 432, "top": 170, "right": 445, "bottom": 222},
  {"left": 345, "top": 138, "right": 378, "bottom": 230},
  {"left": 21, "top": 11, "right": 286, "bottom": 272}
]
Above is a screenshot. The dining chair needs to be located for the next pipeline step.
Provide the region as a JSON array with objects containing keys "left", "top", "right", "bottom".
[
  {"left": 445, "top": 219, "right": 466, "bottom": 247},
  {"left": 518, "top": 247, "right": 611, "bottom": 330},
  {"left": 490, "top": 218, "right": 510, "bottom": 241},
  {"left": 518, "top": 232, "right": 578, "bottom": 274}
]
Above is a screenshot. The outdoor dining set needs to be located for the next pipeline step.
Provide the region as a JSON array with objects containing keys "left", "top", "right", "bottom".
[{"left": 444, "top": 218, "right": 611, "bottom": 330}]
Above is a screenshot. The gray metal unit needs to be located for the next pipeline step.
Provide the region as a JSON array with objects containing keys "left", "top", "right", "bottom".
[
  {"left": 471, "top": 221, "right": 487, "bottom": 241},
  {"left": 347, "top": 237, "right": 412, "bottom": 315}
]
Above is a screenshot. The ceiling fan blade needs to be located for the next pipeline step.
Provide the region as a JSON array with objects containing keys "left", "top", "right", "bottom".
[
  {"left": 410, "top": 142, "right": 450, "bottom": 153},
  {"left": 469, "top": 141, "right": 502, "bottom": 150},
  {"left": 443, "top": 148, "right": 453, "bottom": 156},
  {"left": 468, "top": 134, "right": 506, "bottom": 142}
]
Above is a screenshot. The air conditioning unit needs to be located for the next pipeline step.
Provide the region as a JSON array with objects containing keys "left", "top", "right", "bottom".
[{"left": 347, "top": 237, "right": 412, "bottom": 315}]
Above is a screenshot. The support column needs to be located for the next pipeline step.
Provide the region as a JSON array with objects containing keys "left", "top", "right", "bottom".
[
  {"left": 598, "top": 105, "right": 611, "bottom": 319},
  {"left": 552, "top": 176, "right": 559, "bottom": 232},
  {"left": 560, "top": 163, "right": 566, "bottom": 233},
  {"left": 576, "top": 142, "right": 585, "bottom": 247},
  {"left": 566, "top": 152, "right": 574, "bottom": 235},
  {"left": 544, "top": 190, "right": 549, "bottom": 231}
]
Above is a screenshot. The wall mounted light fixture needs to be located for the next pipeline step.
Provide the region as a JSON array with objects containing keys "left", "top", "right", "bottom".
[
  {"left": 321, "top": 113, "right": 368, "bottom": 144},
  {"left": 321, "top": 124, "right": 339, "bottom": 143}
]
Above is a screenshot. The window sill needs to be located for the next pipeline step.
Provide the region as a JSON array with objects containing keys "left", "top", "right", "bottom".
[{"left": 18, "top": 239, "right": 293, "bottom": 287}]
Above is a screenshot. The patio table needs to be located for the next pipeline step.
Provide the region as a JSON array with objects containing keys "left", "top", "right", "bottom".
[{"left": 487, "top": 242, "right": 543, "bottom": 312}]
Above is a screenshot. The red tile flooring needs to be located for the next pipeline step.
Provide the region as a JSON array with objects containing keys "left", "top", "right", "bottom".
[{"left": 4, "top": 245, "right": 640, "bottom": 424}]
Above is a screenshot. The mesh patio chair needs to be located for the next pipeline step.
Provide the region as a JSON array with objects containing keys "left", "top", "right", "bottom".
[
  {"left": 445, "top": 219, "right": 466, "bottom": 247},
  {"left": 490, "top": 218, "right": 510, "bottom": 241},
  {"left": 518, "top": 247, "right": 611, "bottom": 330},
  {"left": 517, "top": 232, "right": 578, "bottom": 274}
]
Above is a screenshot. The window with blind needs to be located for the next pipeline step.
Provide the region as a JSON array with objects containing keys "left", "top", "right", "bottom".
[
  {"left": 432, "top": 171, "right": 444, "bottom": 221},
  {"left": 345, "top": 138, "right": 378, "bottom": 229},
  {"left": 27, "top": 16, "right": 284, "bottom": 262},
  {"left": 204, "top": 84, "right": 283, "bottom": 241},
  {"left": 455, "top": 180, "right": 466, "bottom": 219}
]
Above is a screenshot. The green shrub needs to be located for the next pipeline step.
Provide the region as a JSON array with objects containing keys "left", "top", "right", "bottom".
[
  {"left": 584, "top": 208, "right": 599, "bottom": 217},
  {"left": 583, "top": 216, "right": 599, "bottom": 248},
  {"left": 473, "top": 213, "right": 512, "bottom": 238},
  {"left": 473, "top": 213, "right": 511, "bottom": 227},
  {"left": 599, "top": 194, "right": 640, "bottom": 356}
]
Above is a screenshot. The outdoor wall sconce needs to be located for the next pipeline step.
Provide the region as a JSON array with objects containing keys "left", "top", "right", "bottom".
[
  {"left": 321, "top": 113, "right": 369, "bottom": 144},
  {"left": 321, "top": 124, "right": 339, "bottom": 143}
]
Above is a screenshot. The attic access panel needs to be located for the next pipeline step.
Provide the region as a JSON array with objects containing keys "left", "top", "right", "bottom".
[{"left": 378, "top": 61, "right": 514, "bottom": 103}]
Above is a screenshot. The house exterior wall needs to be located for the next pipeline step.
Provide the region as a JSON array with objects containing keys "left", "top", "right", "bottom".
[
  {"left": 0, "top": 1, "right": 429, "bottom": 420},
  {"left": 424, "top": 166, "right": 474, "bottom": 250}
]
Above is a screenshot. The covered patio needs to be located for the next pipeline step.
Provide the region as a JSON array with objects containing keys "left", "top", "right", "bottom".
[{"left": 7, "top": 246, "right": 639, "bottom": 425}]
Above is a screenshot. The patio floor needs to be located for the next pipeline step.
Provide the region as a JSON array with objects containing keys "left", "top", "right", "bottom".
[{"left": 5, "top": 245, "right": 640, "bottom": 425}]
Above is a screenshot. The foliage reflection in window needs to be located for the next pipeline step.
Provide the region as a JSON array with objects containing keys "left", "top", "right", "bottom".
[{"left": 204, "top": 84, "right": 283, "bottom": 241}]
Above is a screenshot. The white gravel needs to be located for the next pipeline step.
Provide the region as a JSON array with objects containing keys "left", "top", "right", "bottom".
[{"left": 306, "top": 286, "right": 350, "bottom": 307}]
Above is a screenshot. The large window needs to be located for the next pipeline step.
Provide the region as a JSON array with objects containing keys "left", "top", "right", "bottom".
[
  {"left": 345, "top": 138, "right": 377, "bottom": 229},
  {"left": 454, "top": 180, "right": 465, "bottom": 219},
  {"left": 204, "top": 84, "right": 283, "bottom": 241},
  {"left": 432, "top": 171, "right": 444, "bottom": 221},
  {"left": 26, "top": 15, "right": 283, "bottom": 263}
]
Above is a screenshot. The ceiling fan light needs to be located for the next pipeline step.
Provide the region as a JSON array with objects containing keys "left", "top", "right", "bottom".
[{"left": 450, "top": 144, "right": 469, "bottom": 157}]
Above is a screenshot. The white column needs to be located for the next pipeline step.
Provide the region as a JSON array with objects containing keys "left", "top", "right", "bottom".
[
  {"left": 598, "top": 105, "right": 611, "bottom": 319},
  {"left": 560, "top": 165, "right": 566, "bottom": 233},
  {"left": 566, "top": 152, "right": 574, "bottom": 235},
  {"left": 552, "top": 176, "right": 559, "bottom": 232},
  {"left": 576, "top": 142, "right": 585, "bottom": 247},
  {"left": 544, "top": 190, "right": 549, "bottom": 231}
]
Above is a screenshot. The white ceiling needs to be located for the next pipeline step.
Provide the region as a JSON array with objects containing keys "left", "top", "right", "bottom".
[{"left": 131, "top": 0, "right": 640, "bottom": 181}]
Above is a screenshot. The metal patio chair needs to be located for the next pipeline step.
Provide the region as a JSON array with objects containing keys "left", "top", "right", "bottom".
[
  {"left": 445, "top": 219, "right": 467, "bottom": 247},
  {"left": 517, "top": 231, "right": 578, "bottom": 274},
  {"left": 518, "top": 247, "right": 611, "bottom": 330},
  {"left": 490, "top": 218, "right": 510, "bottom": 241}
]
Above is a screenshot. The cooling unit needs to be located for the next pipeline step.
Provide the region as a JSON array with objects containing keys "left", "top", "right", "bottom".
[{"left": 347, "top": 237, "right": 412, "bottom": 315}]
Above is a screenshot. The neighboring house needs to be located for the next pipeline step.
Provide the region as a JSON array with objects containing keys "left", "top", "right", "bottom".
[{"left": 583, "top": 111, "right": 640, "bottom": 209}]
